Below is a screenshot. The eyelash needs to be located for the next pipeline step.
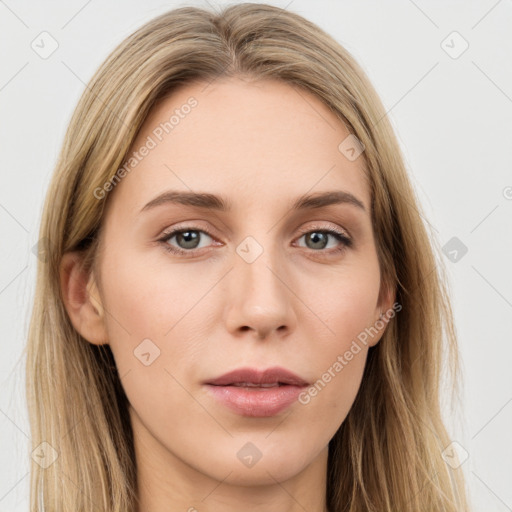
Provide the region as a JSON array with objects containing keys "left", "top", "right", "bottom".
[{"left": 157, "top": 224, "right": 353, "bottom": 257}]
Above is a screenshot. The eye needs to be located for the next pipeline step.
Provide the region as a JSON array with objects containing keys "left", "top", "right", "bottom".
[
  {"left": 295, "top": 227, "right": 352, "bottom": 255},
  {"left": 158, "top": 226, "right": 217, "bottom": 256}
]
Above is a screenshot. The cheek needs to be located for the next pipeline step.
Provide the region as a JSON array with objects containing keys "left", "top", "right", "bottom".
[
  {"left": 307, "top": 343, "right": 368, "bottom": 410},
  {"left": 99, "top": 244, "right": 211, "bottom": 340},
  {"left": 97, "top": 250, "right": 209, "bottom": 438},
  {"left": 299, "top": 261, "right": 380, "bottom": 410},
  {"left": 311, "top": 260, "right": 381, "bottom": 346},
  {"left": 97, "top": 247, "right": 189, "bottom": 376},
  {"left": 98, "top": 245, "right": 224, "bottom": 412}
]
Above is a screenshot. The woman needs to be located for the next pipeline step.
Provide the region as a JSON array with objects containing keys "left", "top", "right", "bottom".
[{"left": 25, "top": 3, "right": 470, "bottom": 511}]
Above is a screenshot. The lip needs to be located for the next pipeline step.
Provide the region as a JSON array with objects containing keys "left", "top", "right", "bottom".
[
  {"left": 203, "top": 366, "right": 309, "bottom": 417},
  {"left": 204, "top": 366, "right": 309, "bottom": 387}
]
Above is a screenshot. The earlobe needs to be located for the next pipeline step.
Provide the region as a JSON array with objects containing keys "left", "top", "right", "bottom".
[{"left": 60, "top": 251, "right": 109, "bottom": 345}]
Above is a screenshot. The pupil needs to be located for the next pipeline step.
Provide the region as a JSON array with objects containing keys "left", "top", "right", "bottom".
[
  {"left": 308, "top": 232, "right": 327, "bottom": 250},
  {"left": 178, "top": 231, "right": 199, "bottom": 249}
]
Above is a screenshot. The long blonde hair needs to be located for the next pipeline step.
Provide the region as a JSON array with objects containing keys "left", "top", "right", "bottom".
[{"left": 25, "top": 3, "right": 470, "bottom": 510}]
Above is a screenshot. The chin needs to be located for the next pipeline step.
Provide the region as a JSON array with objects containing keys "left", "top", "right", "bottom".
[{"left": 200, "top": 440, "right": 320, "bottom": 486}]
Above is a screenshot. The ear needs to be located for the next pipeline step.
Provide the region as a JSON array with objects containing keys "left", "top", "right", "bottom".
[
  {"left": 368, "top": 281, "right": 397, "bottom": 347},
  {"left": 60, "top": 251, "right": 109, "bottom": 345}
]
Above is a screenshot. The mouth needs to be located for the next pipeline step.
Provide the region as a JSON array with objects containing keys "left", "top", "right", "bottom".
[{"left": 203, "top": 366, "right": 309, "bottom": 417}]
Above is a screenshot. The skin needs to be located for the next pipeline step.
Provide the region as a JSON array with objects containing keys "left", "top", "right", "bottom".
[{"left": 61, "top": 76, "right": 393, "bottom": 512}]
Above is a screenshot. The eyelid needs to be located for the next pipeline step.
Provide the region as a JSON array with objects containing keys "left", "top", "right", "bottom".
[
  {"left": 158, "top": 221, "right": 217, "bottom": 240},
  {"left": 296, "top": 222, "right": 350, "bottom": 239}
]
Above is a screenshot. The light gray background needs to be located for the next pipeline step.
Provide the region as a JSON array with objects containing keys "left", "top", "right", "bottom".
[{"left": 1, "top": 1, "right": 511, "bottom": 510}]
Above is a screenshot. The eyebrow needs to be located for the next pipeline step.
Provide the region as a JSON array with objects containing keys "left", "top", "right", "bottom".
[{"left": 140, "top": 190, "right": 366, "bottom": 213}]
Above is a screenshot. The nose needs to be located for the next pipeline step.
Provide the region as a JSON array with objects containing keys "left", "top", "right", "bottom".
[{"left": 224, "top": 238, "right": 297, "bottom": 340}]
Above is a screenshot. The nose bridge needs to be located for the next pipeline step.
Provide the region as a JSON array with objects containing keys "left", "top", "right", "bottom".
[
  {"left": 225, "top": 231, "right": 296, "bottom": 337},
  {"left": 236, "top": 231, "right": 288, "bottom": 300}
]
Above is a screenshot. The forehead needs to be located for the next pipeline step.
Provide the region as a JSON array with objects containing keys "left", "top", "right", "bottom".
[{"left": 106, "top": 77, "right": 370, "bottom": 216}]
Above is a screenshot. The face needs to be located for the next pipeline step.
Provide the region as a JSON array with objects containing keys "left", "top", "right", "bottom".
[{"left": 68, "top": 77, "right": 392, "bottom": 495}]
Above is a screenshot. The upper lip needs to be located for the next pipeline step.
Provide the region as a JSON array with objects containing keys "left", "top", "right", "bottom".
[{"left": 204, "top": 366, "right": 309, "bottom": 386}]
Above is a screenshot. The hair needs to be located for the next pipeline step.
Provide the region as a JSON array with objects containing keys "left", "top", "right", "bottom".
[{"left": 25, "top": 3, "right": 471, "bottom": 511}]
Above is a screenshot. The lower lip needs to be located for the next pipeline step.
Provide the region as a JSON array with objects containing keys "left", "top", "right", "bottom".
[{"left": 205, "top": 384, "right": 306, "bottom": 417}]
